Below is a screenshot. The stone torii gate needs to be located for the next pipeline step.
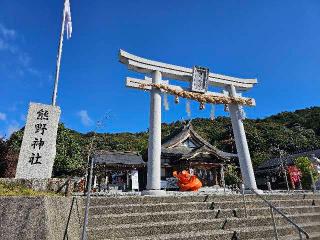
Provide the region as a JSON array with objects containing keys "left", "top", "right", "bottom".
[{"left": 119, "top": 49, "right": 259, "bottom": 195}]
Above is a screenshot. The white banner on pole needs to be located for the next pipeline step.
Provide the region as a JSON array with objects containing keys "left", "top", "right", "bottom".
[{"left": 64, "top": 0, "right": 72, "bottom": 39}]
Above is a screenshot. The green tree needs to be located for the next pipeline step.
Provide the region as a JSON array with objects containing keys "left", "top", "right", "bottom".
[
  {"left": 0, "top": 137, "right": 8, "bottom": 176},
  {"left": 3, "top": 106, "right": 320, "bottom": 177},
  {"left": 224, "top": 165, "right": 241, "bottom": 186},
  {"left": 53, "top": 124, "right": 86, "bottom": 176}
]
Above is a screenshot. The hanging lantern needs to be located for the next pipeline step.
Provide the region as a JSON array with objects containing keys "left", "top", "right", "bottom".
[
  {"left": 163, "top": 92, "right": 169, "bottom": 111},
  {"left": 224, "top": 104, "right": 229, "bottom": 112},
  {"left": 175, "top": 95, "right": 179, "bottom": 104},
  {"left": 199, "top": 102, "right": 205, "bottom": 110},
  {"left": 210, "top": 104, "right": 215, "bottom": 120},
  {"left": 186, "top": 100, "right": 191, "bottom": 117}
]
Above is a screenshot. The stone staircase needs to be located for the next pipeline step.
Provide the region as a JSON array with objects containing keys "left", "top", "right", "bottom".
[{"left": 87, "top": 193, "right": 320, "bottom": 239}]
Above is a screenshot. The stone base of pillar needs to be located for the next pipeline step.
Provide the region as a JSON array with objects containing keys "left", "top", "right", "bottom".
[
  {"left": 141, "top": 190, "right": 166, "bottom": 196},
  {"left": 243, "top": 189, "right": 264, "bottom": 195}
]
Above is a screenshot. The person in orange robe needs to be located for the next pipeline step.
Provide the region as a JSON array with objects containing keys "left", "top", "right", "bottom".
[{"left": 173, "top": 170, "right": 202, "bottom": 191}]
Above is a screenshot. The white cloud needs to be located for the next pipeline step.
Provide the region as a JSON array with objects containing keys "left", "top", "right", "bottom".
[
  {"left": 27, "top": 67, "right": 41, "bottom": 77},
  {"left": 0, "top": 23, "right": 42, "bottom": 79},
  {"left": 7, "top": 121, "right": 20, "bottom": 137},
  {"left": 0, "top": 24, "right": 16, "bottom": 39},
  {"left": 8, "top": 101, "right": 24, "bottom": 112},
  {"left": 0, "top": 37, "right": 17, "bottom": 53},
  {"left": 18, "top": 53, "right": 31, "bottom": 67},
  {"left": 0, "top": 38, "right": 8, "bottom": 50},
  {"left": 0, "top": 112, "right": 6, "bottom": 121},
  {"left": 0, "top": 24, "right": 17, "bottom": 54},
  {"left": 20, "top": 114, "right": 26, "bottom": 122},
  {"left": 77, "top": 110, "right": 93, "bottom": 126}
]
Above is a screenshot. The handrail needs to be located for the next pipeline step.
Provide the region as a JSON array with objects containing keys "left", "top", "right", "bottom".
[
  {"left": 81, "top": 156, "right": 94, "bottom": 240},
  {"left": 245, "top": 185, "right": 310, "bottom": 239}
]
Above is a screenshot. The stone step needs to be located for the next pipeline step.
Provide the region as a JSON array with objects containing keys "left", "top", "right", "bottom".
[
  {"left": 88, "top": 199, "right": 319, "bottom": 215},
  {"left": 88, "top": 218, "right": 235, "bottom": 239},
  {"left": 97, "top": 222, "right": 320, "bottom": 240},
  {"left": 235, "top": 205, "right": 320, "bottom": 218},
  {"left": 213, "top": 199, "right": 319, "bottom": 210},
  {"left": 275, "top": 205, "right": 320, "bottom": 217},
  {"left": 100, "top": 229, "right": 235, "bottom": 240},
  {"left": 89, "top": 205, "right": 320, "bottom": 227},
  {"left": 238, "top": 222, "right": 320, "bottom": 240},
  {"left": 259, "top": 231, "right": 320, "bottom": 240},
  {"left": 87, "top": 213, "right": 320, "bottom": 239},
  {"left": 227, "top": 212, "right": 320, "bottom": 229},
  {"left": 88, "top": 193, "right": 320, "bottom": 206},
  {"left": 89, "top": 201, "right": 212, "bottom": 215}
]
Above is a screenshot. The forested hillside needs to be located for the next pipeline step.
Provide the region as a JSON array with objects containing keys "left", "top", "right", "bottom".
[{"left": 1, "top": 107, "right": 320, "bottom": 177}]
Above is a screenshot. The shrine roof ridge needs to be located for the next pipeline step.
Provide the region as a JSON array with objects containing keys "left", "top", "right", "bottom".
[
  {"left": 92, "top": 150, "right": 145, "bottom": 166},
  {"left": 161, "top": 122, "right": 237, "bottom": 160},
  {"left": 256, "top": 148, "right": 320, "bottom": 170},
  {"left": 119, "top": 49, "right": 258, "bottom": 90}
]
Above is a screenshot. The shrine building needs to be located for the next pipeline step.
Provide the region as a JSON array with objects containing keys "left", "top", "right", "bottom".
[
  {"left": 92, "top": 151, "right": 146, "bottom": 191},
  {"left": 160, "top": 123, "right": 238, "bottom": 187},
  {"left": 90, "top": 123, "right": 239, "bottom": 191}
]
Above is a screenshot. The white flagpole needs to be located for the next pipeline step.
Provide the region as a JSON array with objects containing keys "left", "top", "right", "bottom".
[{"left": 52, "top": 0, "right": 67, "bottom": 106}]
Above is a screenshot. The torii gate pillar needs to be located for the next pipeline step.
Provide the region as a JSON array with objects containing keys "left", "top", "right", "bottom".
[
  {"left": 228, "top": 85, "right": 258, "bottom": 191},
  {"left": 142, "top": 70, "right": 166, "bottom": 195}
]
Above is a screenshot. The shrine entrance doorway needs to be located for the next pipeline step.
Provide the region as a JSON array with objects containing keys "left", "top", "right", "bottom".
[{"left": 190, "top": 163, "right": 222, "bottom": 187}]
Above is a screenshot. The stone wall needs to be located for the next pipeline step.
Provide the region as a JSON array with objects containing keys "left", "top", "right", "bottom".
[
  {"left": 0, "top": 196, "right": 83, "bottom": 240},
  {"left": 0, "top": 178, "right": 82, "bottom": 194}
]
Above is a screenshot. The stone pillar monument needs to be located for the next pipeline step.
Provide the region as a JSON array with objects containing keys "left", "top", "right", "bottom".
[
  {"left": 15, "top": 102, "right": 61, "bottom": 179},
  {"left": 228, "top": 85, "right": 258, "bottom": 190}
]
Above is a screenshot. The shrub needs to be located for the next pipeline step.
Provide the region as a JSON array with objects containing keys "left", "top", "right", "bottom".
[
  {"left": 0, "top": 182, "right": 58, "bottom": 196},
  {"left": 294, "top": 156, "right": 318, "bottom": 189},
  {"left": 224, "top": 165, "right": 241, "bottom": 186}
]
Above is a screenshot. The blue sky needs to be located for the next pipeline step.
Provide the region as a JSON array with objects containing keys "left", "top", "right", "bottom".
[{"left": 0, "top": 0, "right": 320, "bottom": 137}]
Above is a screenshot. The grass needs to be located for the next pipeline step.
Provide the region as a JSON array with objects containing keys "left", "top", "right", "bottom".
[{"left": 0, "top": 182, "right": 59, "bottom": 196}]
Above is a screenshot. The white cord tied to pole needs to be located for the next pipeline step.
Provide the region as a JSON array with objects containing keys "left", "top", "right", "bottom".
[
  {"left": 174, "top": 95, "right": 179, "bottom": 104},
  {"left": 224, "top": 104, "right": 229, "bottom": 112},
  {"left": 210, "top": 104, "right": 215, "bottom": 120},
  {"left": 186, "top": 99, "right": 191, "bottom": 118},
  {"left": 163, "top": 92, "right": 169, "bottom": 111},
  {"left": 199, "top": 102, "right": 205, "bottom": 110},
  {"left": 238, "top": 105, "right": 246, "bottom": 120}
]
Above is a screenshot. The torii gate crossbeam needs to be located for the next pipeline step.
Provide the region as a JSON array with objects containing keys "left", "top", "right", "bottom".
[{"left": 119, "top": 49, "right": 259, "bottom": 195}]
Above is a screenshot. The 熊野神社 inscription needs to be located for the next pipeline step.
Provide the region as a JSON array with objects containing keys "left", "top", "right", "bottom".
[{"left": 15, "top": 102, "right": 61, "bottom": 179}]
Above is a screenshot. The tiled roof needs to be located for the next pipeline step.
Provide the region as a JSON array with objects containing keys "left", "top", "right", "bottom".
[
  {"left": 257, "top": 149, "right": 320, "bottom": 170},
  {"left": 92, "top": 150, "right": 146, "bottom": 166},
  {"left": 161, "top": 122, "right": 237, "bottom": 160}
]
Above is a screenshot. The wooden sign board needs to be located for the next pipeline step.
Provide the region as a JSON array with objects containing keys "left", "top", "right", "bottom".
[{"left": 131, "top": 170, "right": 139, "bottom": 190}]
